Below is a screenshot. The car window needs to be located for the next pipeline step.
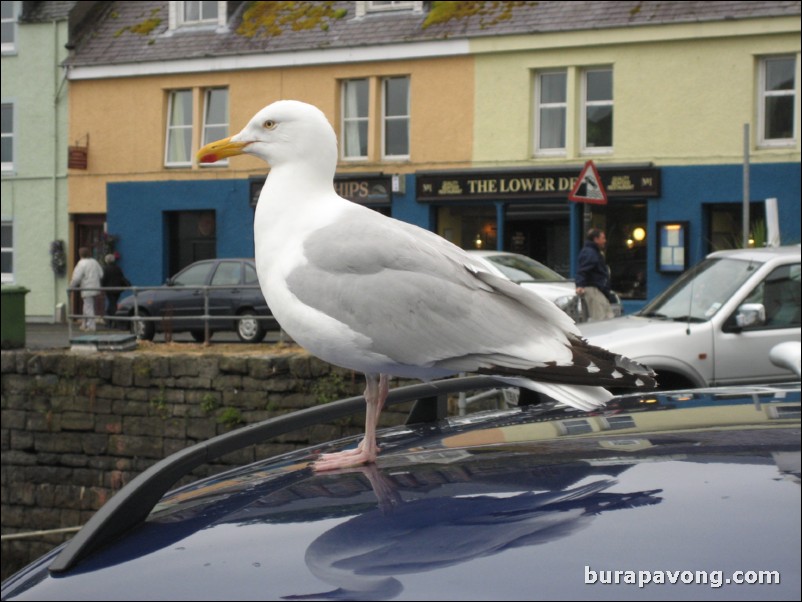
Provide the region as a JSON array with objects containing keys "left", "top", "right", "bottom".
[
  {"left": 741, "top": 263, "right": 801, "bottom": 329},
  {"left": 640, "top": 257, "right": 759, "bottom": 322},
  {"left": 484, "top": 254, "right": 565, "bottom": 283},
  {"left": 211, "top": 262, "right": 242, "bottom": 286},
  {"left": 244, "top": 263, "right": 259, "bottom": 285},
  {"left": 172, "top": 262, "right": 213, "bottom": 286}
]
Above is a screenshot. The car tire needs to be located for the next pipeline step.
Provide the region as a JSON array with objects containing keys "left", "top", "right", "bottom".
[
  {"left": 131, "top": 311, "right": 155, "bottom": 341},
  {"left": 237, "top": 311, "right": 266, "bottom": 343},
  {"left": 190, "top": 330, "right": 210, "bottom": 343}
]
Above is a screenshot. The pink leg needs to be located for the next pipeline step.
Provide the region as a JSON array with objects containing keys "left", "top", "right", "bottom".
[{"left": 313, "top": 374, "right": 389, "bottom": 472}]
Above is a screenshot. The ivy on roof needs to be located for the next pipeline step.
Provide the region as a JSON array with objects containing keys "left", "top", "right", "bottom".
[
  {"left": 422, "top": 0, "right": 528, "bottom": 29},
  {"left": 114, "top": 7, "right": 163, "bottom": 38},
  {"left": 237, "top": 1, "right": 348, "bottom": 38}
]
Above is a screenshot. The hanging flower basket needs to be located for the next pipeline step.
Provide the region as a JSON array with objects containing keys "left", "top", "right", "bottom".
[{"left": 50, "top": 240, "right": 67, "bottom": 276}]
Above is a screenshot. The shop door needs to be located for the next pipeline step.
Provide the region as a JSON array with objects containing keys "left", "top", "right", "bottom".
[
  {"left": 72, "top": 214, "right": 106, "bottom": 318},
  {"left": 167, "top": 211, "right": 217, "bottom": 277}
]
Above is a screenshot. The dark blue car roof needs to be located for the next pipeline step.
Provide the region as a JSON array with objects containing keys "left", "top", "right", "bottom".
[{"left": 3, "top": 382, "right": 800, "bottom": 600}]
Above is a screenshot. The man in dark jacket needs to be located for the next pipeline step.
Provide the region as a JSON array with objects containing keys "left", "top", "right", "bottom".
[
  {"left": 101, "top": 254, "right": 130, "bottom": 321},
  {"left": 575, "top": 228, "right": 614, "bottom": 321}
]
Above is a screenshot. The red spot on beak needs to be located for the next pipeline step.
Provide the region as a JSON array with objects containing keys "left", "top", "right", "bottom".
[{"left": 200, "top": 154, "right": 218, "bottom": 163}]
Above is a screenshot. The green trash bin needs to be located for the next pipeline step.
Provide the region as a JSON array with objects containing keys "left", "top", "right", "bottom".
[{"left": 1, "top": 285, "right": 30, "bottom": 349}]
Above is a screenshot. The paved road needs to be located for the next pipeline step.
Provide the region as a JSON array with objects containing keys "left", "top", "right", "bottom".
[{"left": 18, "top": 322, "right": 284, "bottom": 350}]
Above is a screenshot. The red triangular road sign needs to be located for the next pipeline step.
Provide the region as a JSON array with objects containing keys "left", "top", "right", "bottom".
[{"left": 568, "top": 160, "right": 607, "bottom": 205}]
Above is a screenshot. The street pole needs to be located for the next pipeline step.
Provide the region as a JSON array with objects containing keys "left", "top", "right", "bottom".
[{"left": 743, "top": 123, "right": 750, "bottom": 248}]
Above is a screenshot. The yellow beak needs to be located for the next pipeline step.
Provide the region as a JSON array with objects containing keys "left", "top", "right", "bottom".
[{"left": 196, "top": 137, "right": 249, "bottom": 164}]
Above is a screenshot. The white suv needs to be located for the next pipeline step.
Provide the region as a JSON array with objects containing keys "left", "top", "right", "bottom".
[{"left": 580, "top": 245, "right": 801, "bottom": 388}]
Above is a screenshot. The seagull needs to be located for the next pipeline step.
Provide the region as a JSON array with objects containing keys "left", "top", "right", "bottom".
[{"left": 197, "top": 100, "right": 655, "bottom": 471}]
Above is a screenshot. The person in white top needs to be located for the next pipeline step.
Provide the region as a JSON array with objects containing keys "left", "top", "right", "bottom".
[{"left": 70, "top": 247, "right": 104, "bottom": 331}]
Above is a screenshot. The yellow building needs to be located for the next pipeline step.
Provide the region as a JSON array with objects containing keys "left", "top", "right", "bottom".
[{"left": 64, "top": 1, "right": 800, "bottom": 311}]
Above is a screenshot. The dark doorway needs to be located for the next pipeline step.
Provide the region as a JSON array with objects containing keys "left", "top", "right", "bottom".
[
  {"left": 504, "top": 204, "right": 571, "bottom": 276},
  {"left": 167, "top": 210, "right": 217, "bottom": 276},
  {"left": 71, "top": 214, "right": 106, "bottom": 317}
]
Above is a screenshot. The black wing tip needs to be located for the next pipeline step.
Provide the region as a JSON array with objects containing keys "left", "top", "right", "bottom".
[{"left": 477, "top": 336, "right": 657, "bottom": 390}]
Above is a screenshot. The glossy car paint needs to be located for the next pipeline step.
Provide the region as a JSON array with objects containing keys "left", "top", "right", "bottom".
[{"left": 4, "top": 385, "right": 800, "bottom": 601}]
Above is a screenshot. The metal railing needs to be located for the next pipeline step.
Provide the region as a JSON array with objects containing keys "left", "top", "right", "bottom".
[{"left": 67, "top": 285, "right": 282, "bottom": 345}]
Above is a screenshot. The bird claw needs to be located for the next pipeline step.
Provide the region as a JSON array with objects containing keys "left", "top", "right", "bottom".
[
  {"left": 313, "top": 439, "right": 380, "bottom": 471},
  {"left": 313, "top": 449, "right": 377, "bottom": 472}
]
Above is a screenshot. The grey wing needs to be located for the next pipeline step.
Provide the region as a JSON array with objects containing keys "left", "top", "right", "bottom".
[{"left": 286, "top": 207, "right": 579, "bottom": 372}]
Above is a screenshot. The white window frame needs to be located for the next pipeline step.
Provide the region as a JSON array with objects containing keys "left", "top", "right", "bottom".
[
  {"left": 169, "top": 1, "right": 226, "bottom": 30},
  {"left": 581, "top": 67, "right": 613, "bottom": 154},
  {"left": 1, "top": 102, "right": 13, "bottom": 173},
  {"left": 1, "top": 220, "right": 13, "bottom": 283},
  {"left": 534, "top": 70, "right": 567, "bottom": 156},
  {"left": 356, "top": 1, "right": 423, "bottom": 17},
  {"left": 382, "top": 76, "right": 410, "bottom": 160},
  {"left": 341, "top": 79, "right": 370, "bottom": 161},
  {"left": 758, "top": 55, "right": 797, "bottom": 148},
  {"left": 201, "top": 88, "right": 228, "bottom": 166},
  {"left": 1, "top": 1, "right": 19, "bottom": 54},
  {"left": 165, "top": 90, "right": 194, "bottom": 168}
]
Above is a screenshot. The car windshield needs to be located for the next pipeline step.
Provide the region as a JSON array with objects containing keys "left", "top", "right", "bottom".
[
  {"left": 639, "top": 257, "right": 760, "bottom": 322},
  {"left": 484, "top": 254, "right": 566, "bottom": 283}
]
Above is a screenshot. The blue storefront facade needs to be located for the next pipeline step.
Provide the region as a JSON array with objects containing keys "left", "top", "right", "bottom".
[{"left": 107, "top": 160, "right": 799, "bottom": 315}]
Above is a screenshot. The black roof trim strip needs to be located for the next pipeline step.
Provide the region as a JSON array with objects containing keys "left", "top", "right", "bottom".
[{"left": 48, "top": 375, "right": 504, "bottom": 573}]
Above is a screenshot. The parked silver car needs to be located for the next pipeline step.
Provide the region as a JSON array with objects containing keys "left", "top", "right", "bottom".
[
  {"left": 580, "top": 245, "right": 801, "bottom": 389},
  {"left": 466, "top": 250, "right": 621, "bottom": 323}
]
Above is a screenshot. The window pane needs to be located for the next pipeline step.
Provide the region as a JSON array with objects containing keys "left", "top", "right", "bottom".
[
  {"left": 586, "top": 106, "right": 613, "bottom": 147},
  {"left": 200, "top": 1, "right": 218, "bottom": 20},
  {"left": 184, "top": 1, "right": 200, "bottom": 21},
  {"left": 211, "top": 262, "right": 241, "bottom": 286},
  {"left": 206, "top": 89, "right": 227, "bottom": 124},
  {"left": 1, "top": 104, "right": 11, "bottom": 133},
  {"left": 766, "top": 58, "right": 794, "bottom": 92},
  {"left": 1, "top": 223, "right": 11, "bottom": 247},
  {"left": 171, "top": 91, "right": 193, "bottom": 126},
  {"left": 343, "top": 80, "right": 369, "bottom": 158},
  {"left": 540, "top": 73, "right": 566, "bottom": 103},
  {"left": 344, "top": 80, "right": 368, "bottom": 118},
  {"left": 204, "top": 125, "right": 228, "bottom": 144},
  {"left": 203, "top": 89, "right": 228, "bottom": 147},
  {"left": 586, "top": 70, "right": 612, "bottom": 101},
  {"left": 1, "top": 138, "right": 11, "bottom": 163},
  {"left": 167, "top": 128, "right": 192, "bottom": 163},
  {"left": 1, "top": 22, "right": 13, "bottom": 45},
  {"left": 539, "top": 107, "right": 566, "bottom": 148},
  {"left": 766, "top": 96, "right": 794, "bottom": 140},
  {"left": 1, "top": 2, "right": 13, "bottom": 18},
  {"left": 385, "top": 120, "right": 409, "bottom": 156},
  {"left": 245, "top": 263, "right": 258, "bottom": 285},
  {"left": 385, "top": 78, "right": 408, "bottom": 116},
  {"left": 174, "top": 262, "right": 213, "bottom": 286},
  {"left": 344, "top": 121, "right": 368, "bottom": 157},
  {"left": 1, "top": 251, "right": 11, "bottom": 275}
]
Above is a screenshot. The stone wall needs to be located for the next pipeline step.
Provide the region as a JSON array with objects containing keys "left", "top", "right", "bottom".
[{"left": 0, "top": 348, "right": 412, "bottom": 580}]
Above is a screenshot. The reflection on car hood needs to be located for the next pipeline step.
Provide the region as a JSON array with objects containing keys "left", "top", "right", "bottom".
[{"left": 4, "top": 386, "right": 800, "bottom": 601}]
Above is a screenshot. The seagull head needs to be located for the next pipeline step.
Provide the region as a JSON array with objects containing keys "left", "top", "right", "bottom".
[{"left": 196, "top": 100, "right": 338, "bottom": 176}]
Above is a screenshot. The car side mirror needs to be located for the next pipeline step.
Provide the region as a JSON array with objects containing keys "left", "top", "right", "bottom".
[
  {"left": 729, "top": 303, "right": 766, "bottom": 332},
  {"left": 165, "top": 278, "right": 174, "bottom": 286}
]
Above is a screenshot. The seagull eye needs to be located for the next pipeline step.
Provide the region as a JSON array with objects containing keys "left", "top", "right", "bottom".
[{"left": 263, "top": 120, "right": 277, "bottom": 130}]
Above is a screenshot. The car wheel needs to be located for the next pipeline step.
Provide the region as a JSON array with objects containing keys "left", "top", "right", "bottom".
[
  {"left": 190, "top": 330, "right": 210, "bottom": 343},
  {"left": 131, "top": 311, "right": 155, "bottom": 341},
  {"left": 237, "top": 311, "right": 266, "bottom": 343}
]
